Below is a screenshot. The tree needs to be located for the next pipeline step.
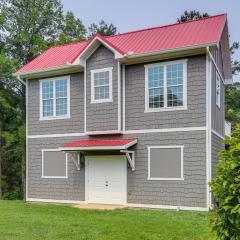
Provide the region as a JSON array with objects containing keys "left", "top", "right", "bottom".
[
  {"left": 177, "top": 10, "right": 209, "bottom": 23},
  {"left": 0, "top": 0, "right": 88, "bottom": 200},
  {"left": 209, "top": 125, "right": 240, "bottom": 240},
  {"left": 88, "top": 20, "right": 117, "bottom": 38},
  {"left": 58, "top": 11, "right": 86, "bottom": 44}
]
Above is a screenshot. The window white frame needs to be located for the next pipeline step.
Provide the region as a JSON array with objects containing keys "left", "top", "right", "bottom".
[
  {"left": 41, "top": 149, "right": 68, "bottom": 179},
  {"left": 148, "top": 145, "right": 184, "bottom": 181},
  {"left": 91, "top": 67, "right": 113, "bottom": 103},
  {"left": 216, "top": 72, "right": 221, "bottom": 108},
  {"left": 39, "top": 76, "right": 70, "bottom": 120},
  {"left": 145, "top": 59, "right": 187, "bottom": 112}
]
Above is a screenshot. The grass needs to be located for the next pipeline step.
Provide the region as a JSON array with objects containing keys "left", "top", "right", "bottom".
[{"left": 0, "top": 200, "right": 214, "bottom": 240}]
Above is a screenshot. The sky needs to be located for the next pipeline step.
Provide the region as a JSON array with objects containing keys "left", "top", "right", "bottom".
[{"left": 62, "top": 0, "right": 240, "bottom": 81}]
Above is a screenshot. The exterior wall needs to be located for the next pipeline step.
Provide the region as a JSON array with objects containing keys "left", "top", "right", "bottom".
[
  {"left": 211, "top": 48, "right": 225, "bottom": 136},
  {"left": 211, "top": 133, "right": 224, "bottom": 179},
  {"left": 86, "top": 45, "right": 119, "bottom": 132},
  {"left": 28, "top": 73, "right": 84, "bottom": 135},
  {"left": 28, "top": 137, "right": 85, "bottom": 201},
  {"left": 125, "top": 55, "right": 206, "bottom": 130},
  {"left": 27, "top": 131, "right": 207, "bottom": 208},
  {"left": 127, "top": 131, "right": 207, "bottom": 208}
]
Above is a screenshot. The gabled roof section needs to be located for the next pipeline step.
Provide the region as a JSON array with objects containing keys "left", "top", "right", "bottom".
[{"left": 16, "top": 14, "right": 227, "bottom": 76}]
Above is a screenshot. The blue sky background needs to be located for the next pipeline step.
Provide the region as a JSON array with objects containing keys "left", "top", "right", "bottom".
[{"left": 62, "top": 0, "right": 240, "bottom": 81}]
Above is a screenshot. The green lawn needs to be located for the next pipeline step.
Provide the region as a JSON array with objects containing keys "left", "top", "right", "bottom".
[{"left": 0, "top": 200, "right": 214, "bottom": 240}]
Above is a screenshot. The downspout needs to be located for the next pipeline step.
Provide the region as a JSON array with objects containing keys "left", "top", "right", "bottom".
[{"left": 16, "top": 75, "right": 26, "bottom": 86}]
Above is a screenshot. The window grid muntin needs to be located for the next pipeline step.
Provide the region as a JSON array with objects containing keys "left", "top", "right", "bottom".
[
  {"left": 146, "top": 61, "right": 186, "bottom": 110},
  {"left": 91, "top": 68, "right": 112, "bottom": 102},
  {"left": 41, "top": 78, "right": 69, "bottom": 119}
]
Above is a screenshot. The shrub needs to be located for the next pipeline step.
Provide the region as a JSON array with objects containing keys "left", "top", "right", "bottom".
[{"left": 210, "top": 124, "right": 240, "bottom": 239}]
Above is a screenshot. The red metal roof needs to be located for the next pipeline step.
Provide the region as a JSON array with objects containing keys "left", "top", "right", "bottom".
[
  {"left": 61, "top": 138, "right": 137, "bottom": 149},
  {"left": 17, "top": 14, "right": 226, "bottom": 74}
]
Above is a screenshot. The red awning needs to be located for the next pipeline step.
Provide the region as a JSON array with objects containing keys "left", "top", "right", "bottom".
[{"left": 59, "top": 138, "right": 137, "bottom": 151}]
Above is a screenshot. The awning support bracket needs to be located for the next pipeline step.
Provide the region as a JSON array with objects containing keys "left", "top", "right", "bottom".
[
  {"left": 120, "top": 150, "right": 135, "bottom": 171},
  {"left": 67, "top": 152, "right": 81, "bottom": 171}
]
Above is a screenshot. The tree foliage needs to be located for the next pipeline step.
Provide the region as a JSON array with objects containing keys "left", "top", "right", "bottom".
[
  {"left": 0, "top": 0, "right": 118, "bottom": 200},
  {"left": 88, "top": 20, "right": 117, "bottom": 38},
  {"left": 177, "top": 10, "right": 209, "bottom": 23},
  {"left": 209, "top": 125, "right": 240, "bottom": 240},
  {"left": 225, "top": 82, "right": 240, "bottom": 128}
]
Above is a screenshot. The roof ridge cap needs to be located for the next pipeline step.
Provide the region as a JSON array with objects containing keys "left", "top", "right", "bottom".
[{"left": 107, "top": 13, "right": 227, "bottom": 39}]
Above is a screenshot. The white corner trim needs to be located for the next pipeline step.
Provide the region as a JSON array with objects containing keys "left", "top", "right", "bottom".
[
  {"left": 144, "top": 59, "right": 187, "bottom": 113},
  {"left": 118, "top": 61, "right": 121, "bottom": 131},
  {"left": 84, "top": 61, "right": 87, "bottom": 133},
  {"left": 90, "top": 67, "right": 113, "bottom": 104},
  {"left": 127, "top": 203, "right": 208, "bottom": 212},
  {"left": 147, "top": 145, "right": 184, "bottom": 181},
  {"left": 27, "top": 126, "right": 207, "bottom": 139},
  {"left": 39, "top": 76, "right": 71, "bottom": 121},
  {"left": 41, "top": 149, "right": 68, "bottom": 179},
  {"left": 26, "top": 79, "right": 29, "bottom": 200},
  {"left": 122, "top": 65, "right": 126, "bottom": 132},
  {"left": 206, "top": 51, "right": 212, "bottom": 210},
  {"left": 26, "top": 198, "right": 86, "bottom": 205}
]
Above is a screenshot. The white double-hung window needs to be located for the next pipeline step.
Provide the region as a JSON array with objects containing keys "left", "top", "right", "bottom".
[
  {"left": 145, "top": 60, "right": 187, "bottom": 112},
  {"left": 40, "top": 77, "right": 70, "bottom": 120},
  {"left": 91, "top": 67, "right": 113, "bottom": 103}
]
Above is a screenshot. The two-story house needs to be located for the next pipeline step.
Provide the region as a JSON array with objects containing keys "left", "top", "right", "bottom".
[{"left": 15, "top": 14, "right": 232, "bottom": 211}]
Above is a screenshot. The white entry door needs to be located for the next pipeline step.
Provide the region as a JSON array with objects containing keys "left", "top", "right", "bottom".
[{"left": 86, "top": 155, "right": 127, "bottom": 205}]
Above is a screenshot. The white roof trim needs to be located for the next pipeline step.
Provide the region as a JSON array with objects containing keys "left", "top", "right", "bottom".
[{"left": 75, "top": 36, "right": 124, "bottom": 64}]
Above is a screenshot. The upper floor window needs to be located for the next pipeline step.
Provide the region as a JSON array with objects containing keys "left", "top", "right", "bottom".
[
  {"left": 40, "top": 77, "right": 70, "bottom": 120},
  {"left": 216, "top": 73, "right": 221, "bottom": 108},
  {"left": 91, "top": 67, "right": 113, "bottom": 103},
  {"left": 145, "top": 60, "right": 187, "bottom": 112}
]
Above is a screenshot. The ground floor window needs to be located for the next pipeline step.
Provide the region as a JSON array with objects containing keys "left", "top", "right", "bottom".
[
  {"left": 148, "top": 145, "right": 184, "bottom": 180},
  {"left": 41, "top": 149, "right": 68, "bottom": 178}
]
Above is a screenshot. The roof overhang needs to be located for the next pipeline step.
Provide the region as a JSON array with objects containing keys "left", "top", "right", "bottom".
[
  {"left": 59, "top": 138, "right": 138, "bottom": 151},
  {"left": 14, "top": 64, "right": 84, "bottom": 80},
  {"left": 120, "top": 43, "right": 217, "bottom": 65},
  {"left": 75, "top": 34, "right": 124, "bottom": 65}
]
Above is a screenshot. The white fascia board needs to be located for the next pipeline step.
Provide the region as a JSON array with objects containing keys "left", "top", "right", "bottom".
[
  {"left": 120, "top": 43, "right": 217, "bottom": 60},
  {"left": 15, "top": 64, "right": 83, "bottom": 79},
  {"left": 78, "top": 36, "right": 124, "bottom": 62}
]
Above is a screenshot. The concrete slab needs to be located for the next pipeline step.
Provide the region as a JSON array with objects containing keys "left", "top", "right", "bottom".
[{"left": 73, "top": 203, "right": 127, "bottom": 210}]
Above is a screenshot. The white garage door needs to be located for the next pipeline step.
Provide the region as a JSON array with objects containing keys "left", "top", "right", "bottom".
[{"left": 86, "top": 155, "right": 127, "bottom": 205}]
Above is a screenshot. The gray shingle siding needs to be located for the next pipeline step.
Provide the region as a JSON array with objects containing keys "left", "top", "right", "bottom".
[
  {"left": 211, "top": 132, "right": 224, "bottom": 179},
  {"left": 28, "top": 73, "right": 84, "bottom": 135},
  {"left": 28, "top": 131, "right": 207, "bottom": 207},
  {"left": 86, "top": 45, "right": 119, "bottom": 132},
  {"left": 28, "top": 137, "right": 85, "bottom": 201},
  {"left": 125, "top": 55, "right": 206, "bottom": 130}
]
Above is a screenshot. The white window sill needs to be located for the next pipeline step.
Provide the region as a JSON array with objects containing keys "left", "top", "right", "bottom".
[
  {"left": 41, "top": 176, "right": 68, "bottom": 179},
  {"left": 144, "top": 106, "right": 187, "bottom": 113},
  {"left": 148, "top": 177, "right": 184, "bottom": 181},
  {"left": 39, "top": 115, "right": 70, "bottom": 121},
  {"left": 90, "top": 99, "right": 113, "bottom": 104}
]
